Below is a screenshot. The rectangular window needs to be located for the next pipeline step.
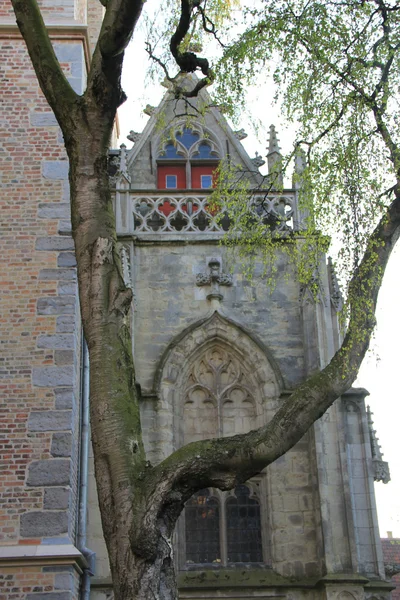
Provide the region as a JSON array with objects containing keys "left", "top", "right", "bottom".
[
  {"left": 166, "top": 174, "right": 178, "bottom": 189},
  {"left": 201, "top": 174, "right": 213, "bottom": 189}
]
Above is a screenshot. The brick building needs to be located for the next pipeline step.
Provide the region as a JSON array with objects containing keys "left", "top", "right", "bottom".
[
  {"left": 0, "top": 0, "right": 396, "bottom": 599},
  {"left": 382, "top": 537, "right": 400, "bottom": 600}
]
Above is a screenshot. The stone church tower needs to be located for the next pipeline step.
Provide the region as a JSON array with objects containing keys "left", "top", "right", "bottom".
[{"left": 0, "top": 2, "right": 392, "bottom": 600}]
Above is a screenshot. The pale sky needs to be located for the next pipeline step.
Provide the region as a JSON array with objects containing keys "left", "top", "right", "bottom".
[{"left": 118, "top": 34, "right": 400, "bottom": 540}]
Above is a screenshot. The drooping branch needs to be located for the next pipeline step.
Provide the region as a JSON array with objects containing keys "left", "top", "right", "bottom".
[
  {"left": 11, "top": 0, "right": 77, "bottom": 126},
  {"left": 133, "top": 191, "right": 400, "bottom": 558}
]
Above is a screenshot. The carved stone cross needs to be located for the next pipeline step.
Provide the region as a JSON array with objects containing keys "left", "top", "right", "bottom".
[{"left": 196, "top": 258, "right": 232, "bottom": 301}]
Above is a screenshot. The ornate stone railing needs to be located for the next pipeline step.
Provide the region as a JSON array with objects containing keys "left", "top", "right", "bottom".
[{"left": 114, "top": 189, "right": 298, "bottom": 237}]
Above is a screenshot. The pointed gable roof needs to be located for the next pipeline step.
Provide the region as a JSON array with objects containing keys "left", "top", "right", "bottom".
[{"left": 125, "top": 75, "right": 263, "bottom": 187}]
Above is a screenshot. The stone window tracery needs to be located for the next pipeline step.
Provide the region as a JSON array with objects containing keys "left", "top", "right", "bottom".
[
  {"left": 181, "top": 343, "right": 266, "bottom": 567},
  {"left": 183, "top": 345, "right": 257, "bottom": 444},
  {"left": 157, "top": 126, "right": 220, "bottom": 191}
]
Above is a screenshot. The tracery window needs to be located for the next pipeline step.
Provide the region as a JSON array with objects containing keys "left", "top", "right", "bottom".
[
  {"left": 181, "top": 344, "right": 267, "bottom": 566},
  {"left": 157, "top": 127, "right": 220, "bottom": 191}
]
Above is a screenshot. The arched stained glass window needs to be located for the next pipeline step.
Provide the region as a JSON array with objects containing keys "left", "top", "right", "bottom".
[
  {"left": 192, "top": 142, "right": 214, "bottom": 159},
  {"left": 176, "top": 128, "right": 200, "bottom": 149},
  {"left": 157, "top": 126, "right": 220, "bottom": 190},
  {"left": 160, "top": 143, "right": 183, "bottom": 159},
  {"left": 185, "top": 490, "right": 221, "bottom": 564},
  {"left": 226, "top": 485, "right": 263, "bottom": 563}
]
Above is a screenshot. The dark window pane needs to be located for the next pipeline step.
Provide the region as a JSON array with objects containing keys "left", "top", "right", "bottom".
[
  {"left": 226, "top": 485, "right": 263, "bottom": 563},
  {"left": 185, "top": 489, "right": 221, "bottom": 564}
]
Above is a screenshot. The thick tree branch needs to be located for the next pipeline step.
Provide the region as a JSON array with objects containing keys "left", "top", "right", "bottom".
[
  {"left": 169, "top": 0, "right": 214, "bottom": 96},
  {"left": 133, "top": 191, "right": 400, "bottom": 559},
  {"left": 97, "top": 0, "right": 144, "bottom": 58},
  {"left": 11, "top": 0, "right": 78, "bottom": 124}
]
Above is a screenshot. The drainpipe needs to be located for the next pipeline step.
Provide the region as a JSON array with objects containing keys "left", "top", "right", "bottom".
[{"left": 78, "top": 335, "right": 96, "bottom": 600}]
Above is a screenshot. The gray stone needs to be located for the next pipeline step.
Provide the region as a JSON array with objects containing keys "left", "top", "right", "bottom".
[
  {"left": 71, "top": 59, "right": 84, "bottom": 79},
  {"left": 62, "top": 181, "right": 70, "bottom": 201},
  {"left": 27, "top": 459, "right": 71, "bottom": 486},
  {"left": 36, "top": 237, "right": 74, "bottom": 251},
  {"left": 32, "top": 366, "right": 74, "bottom": 387},
  {"left": 55, "top": 388, "right": 75, "bottom": 410},
  {"left": 58, "top": 282, "right": 77, "bottom": 296},
  {"left": 37, "top": 334, "right": 74, "bottom": 350},
  {"left": 30, "top": 112, "right": 58, "bottom": 127},
  {"left": 38, "top": 203, "right": 70, "bottom": 220},
  {"left": 54, "top": 42, "right": 82, "bottom": 62},
  {"left": 42, "top": 161, "right": 69, "bottom": 181},
  {"left": 57, "top": 252, "right": 77, "bottom": 268},
  {"left": 28, "top": 411, "right": 72, "bottom": 432},
  {"left": 58, "top": 221, "right": 72, "bottom": 234},
  {"left": 67, "top": 77, "right": 84, "bottom": 95},
  {"left": 56, "top": 315, "right": 76, "bottom": 332},
  {"left": 26, "top": 593, "right": 71, "bottom": 600},
  {"left": 20, "top": 510, "right": 69, "bottom": 537},
  {"left": 39, "top": 268, "right": 76, "bottom": 281},
  {"left": 51, "top": 433, "right": 72, "bottom": 457},
  {"left": 55, "top": 572, "right": 74, "bottom": 591},
  {"left": 55, "top": 350, "right": 74, "bottom": 366},
  {"left": 37, "top": 297, "right": 76, "bottom": 315},
  {"left": 44, "top": 487, "right": 70, "bottom": 510}
]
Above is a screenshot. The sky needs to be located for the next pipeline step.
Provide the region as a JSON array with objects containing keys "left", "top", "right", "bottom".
[{"left": 117, "top": 32, "right": 400, "bottom": 540}]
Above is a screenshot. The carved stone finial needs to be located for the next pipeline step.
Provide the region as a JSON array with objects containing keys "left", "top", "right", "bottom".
[
  {"left": 327, "top": 257, "right": 343, "bottom": 311},
  {"left": 267, "top": 124, "right": 283, "bottom": 187},
  {"left": 267, "top": 124, "right": 282, "bottom": 156},
  {"left": 143, "top": 104, "right": 156, "bottom": 116},
  {"left": 367, "top": 405, "right": 390, "bottom": 483},
  {"left": 292, "top": 147, "right": 307, "bottom": 188},
  {"left": 196, "top": 258, "right": 232, "bottom": 301},
  {"left": 234, "top": 128, "right": 248, "bottom": 141},
  {"left": 119, "top": 245, "right": 133, "bottom": 289},
  {"left": 252, "top": 151, "right": 266, "bottom": 168},
  {"left": 127, "top": 130, "right": 141, "bottom": 143}
]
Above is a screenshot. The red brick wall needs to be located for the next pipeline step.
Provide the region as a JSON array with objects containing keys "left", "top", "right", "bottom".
[{"left": 381, "top": 538, "right": 400, "bottom": 600}]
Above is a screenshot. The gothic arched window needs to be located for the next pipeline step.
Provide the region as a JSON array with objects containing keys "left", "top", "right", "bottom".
[
  {"left": 157, "top": 127, "right": 220, "bottom": 191},
  {"left": 181, "top": 343, "right": 266, "bottom": 567}
]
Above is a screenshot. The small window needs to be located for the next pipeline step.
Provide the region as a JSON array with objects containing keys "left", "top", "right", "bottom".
[
  {"left": 166, "top": 175, "right": 177, "bottom": 189},
  {"left": 201, "top": 175, "right": 213, "bottom": 189}
]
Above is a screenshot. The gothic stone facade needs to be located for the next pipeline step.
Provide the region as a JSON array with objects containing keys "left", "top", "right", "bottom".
[
  {"left": 0, "top": 1, "right": 393, "bottom": 599},
  {"left": 88, "top": 88, "right": 391, "bottom": 600}
]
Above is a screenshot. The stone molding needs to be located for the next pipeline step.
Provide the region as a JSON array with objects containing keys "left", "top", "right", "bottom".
[{"left": 0, "top": 544, "right": 87, "bottom": 574}]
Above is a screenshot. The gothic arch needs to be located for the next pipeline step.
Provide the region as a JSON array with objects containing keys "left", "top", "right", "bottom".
[{"left": 155, "top": 312, "right": 282, "bottom": 459}]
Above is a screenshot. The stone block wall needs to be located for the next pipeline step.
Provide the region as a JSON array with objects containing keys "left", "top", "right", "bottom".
[
  {"left": 0, "top": 33, "right": 82, "bottom": 545},
  {"left": 0, "top": 0, "right": 98, "bottom": 592}
]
